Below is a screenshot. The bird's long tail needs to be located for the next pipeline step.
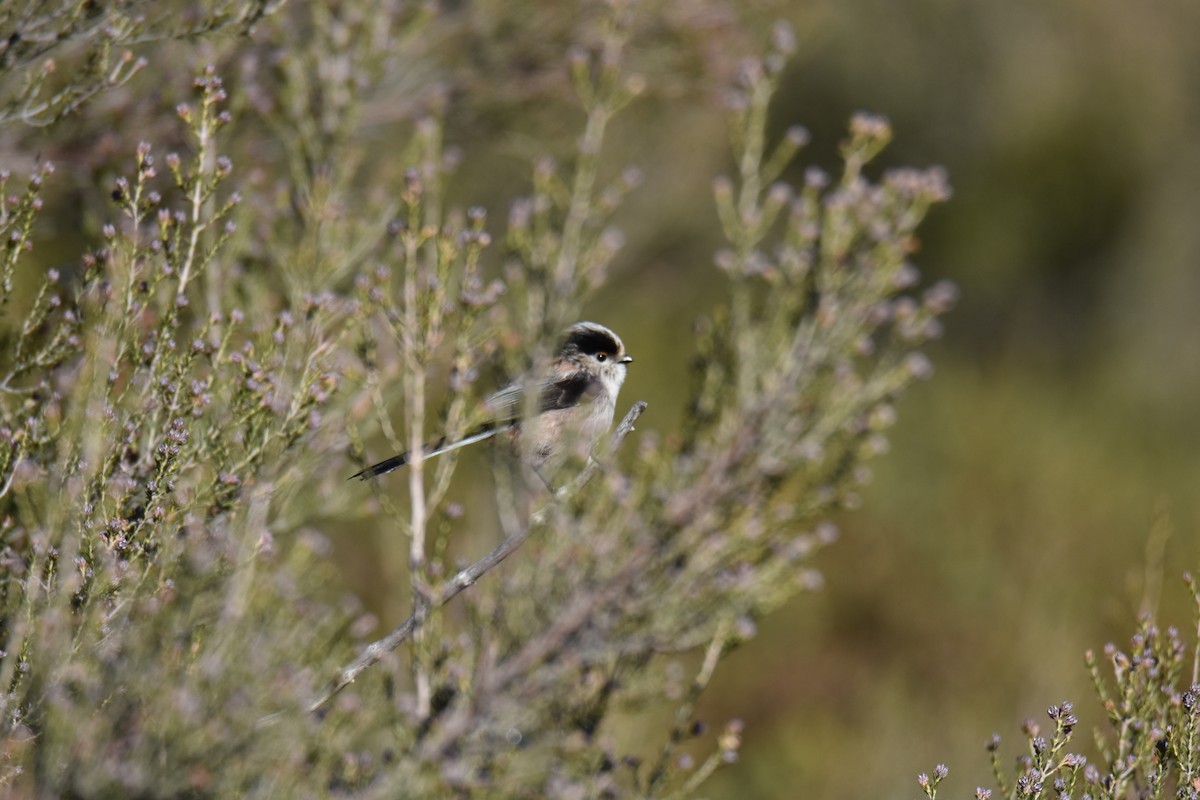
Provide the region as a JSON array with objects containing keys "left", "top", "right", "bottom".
[{"left": 350, "top": 422, "right": 517, "bottom": 480}]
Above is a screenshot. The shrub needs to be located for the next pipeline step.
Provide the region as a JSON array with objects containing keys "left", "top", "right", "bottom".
[
  {"left": 0, "top": 2, "right": 952, "bottom": 796},
  {"left": 921, "top": 574, "right": 1200, "bottom": 800}
]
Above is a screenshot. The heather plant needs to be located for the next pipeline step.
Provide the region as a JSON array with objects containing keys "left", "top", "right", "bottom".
[
  {"left": 0, "top": 1, "right": 281, "bottom": 126},
  {"left": 920, "top": 574, "right": 1200, "bottom": 800},
  {"left": 1, "top": 2, "right": 953, "bottom": 797}
]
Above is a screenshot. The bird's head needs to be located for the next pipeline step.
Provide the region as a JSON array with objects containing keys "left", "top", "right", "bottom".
[{"left": 559, "top": 321, "right": 633, "bottom": 392}]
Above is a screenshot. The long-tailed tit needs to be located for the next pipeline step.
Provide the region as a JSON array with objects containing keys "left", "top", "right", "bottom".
[{"left": 351, "top": 321, "right": 633, "bottom": 480}]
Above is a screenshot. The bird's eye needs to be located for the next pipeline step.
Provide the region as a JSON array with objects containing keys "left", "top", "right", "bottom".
[{"left": 596, "top": 353, "right": 607, "bottom": 362}]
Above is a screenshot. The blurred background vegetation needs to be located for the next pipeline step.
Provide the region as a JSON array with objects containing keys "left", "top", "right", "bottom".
[
  {"left": 697, "top": 1, "right": 1200, "bottom": 797},
  {"left": 3, "top": 0, "right": 1199, "bottom": 796}
]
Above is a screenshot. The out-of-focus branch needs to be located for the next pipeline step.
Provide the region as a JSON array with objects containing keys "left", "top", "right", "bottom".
[
  {"left": 309, "top": 400, "right": 648, "bottom": 714},
  {"left": 417, "top": 539, "right": 655, "bottom": 760},
  {"left": 647, "top": 618, "right": 730, "bottom": 794}
]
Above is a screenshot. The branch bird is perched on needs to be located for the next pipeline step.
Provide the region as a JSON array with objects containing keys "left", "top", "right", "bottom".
[{"left": 351, "top": 322, "right": 634, "bottom": 480}]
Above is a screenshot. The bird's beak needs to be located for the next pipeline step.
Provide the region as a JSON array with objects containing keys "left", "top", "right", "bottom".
[{"left": 619, "top": 356, "right": 633, "bottom": 364}]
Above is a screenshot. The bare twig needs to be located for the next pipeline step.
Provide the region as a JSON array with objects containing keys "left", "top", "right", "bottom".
[
  {"left": 403, "top": 221, "right": 433, "bottom": 719},
  {"left": 646, "top": 618, "right": 730, "bottom": 794},
  {"left": 418, "top": 539, "right": 655, "bottom": 759},
  {"left": 308, "top": 401, "right": 648, "bottom": 714}
]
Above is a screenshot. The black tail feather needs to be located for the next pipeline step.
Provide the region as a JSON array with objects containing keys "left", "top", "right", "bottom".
[
  {"left": 350, "top": 451, "right": 411, "bottom": 481},
  {"left": 349, "top": 435, "right": 447, "bottom": 481},
  {"left": 350, "top": 423, "right": 514, "bottom": 481}
]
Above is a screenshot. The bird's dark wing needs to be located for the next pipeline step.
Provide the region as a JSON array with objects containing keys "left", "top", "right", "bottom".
[
  {"left": 538, "top": 370, "right": 593, "bottom": 412},
  {"left": 484, "top": 370, "right": 594, "bottom": 421}
]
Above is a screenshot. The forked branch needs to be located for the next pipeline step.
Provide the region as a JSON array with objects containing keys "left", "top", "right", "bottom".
[{"left": 309, "top": 401, "right": 648, "bottom": 713}]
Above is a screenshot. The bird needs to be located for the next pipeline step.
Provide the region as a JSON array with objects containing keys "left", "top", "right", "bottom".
[{"left": 351, "top": 321, "right": 633, "bottom": 481}]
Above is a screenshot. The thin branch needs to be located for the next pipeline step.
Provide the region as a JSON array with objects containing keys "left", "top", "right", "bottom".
[
  {"left": 417, "top": 538, "right": 655, "bottom": 759},
  {"left": 403, "top": 221, "right": 433, "bottom": 719},
  {"left": 308, "top": 401, "right": 648, "bottom": 714},
  {"left": 646, "top": 617, "right": 731, "bottom": 794}
]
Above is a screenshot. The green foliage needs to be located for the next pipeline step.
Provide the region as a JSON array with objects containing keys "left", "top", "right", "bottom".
[{"left": 0, "top": 2, "right": 952, "bottom": 797}]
